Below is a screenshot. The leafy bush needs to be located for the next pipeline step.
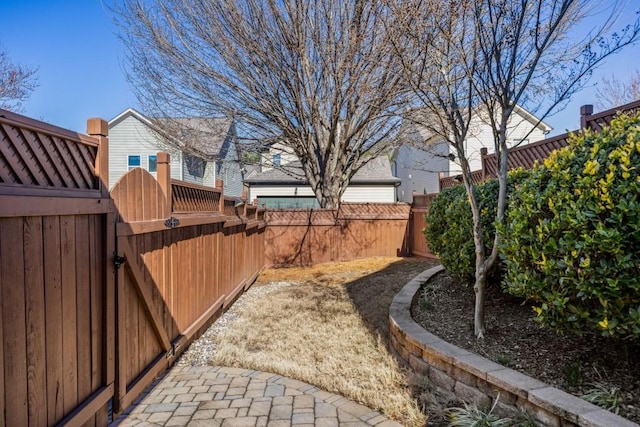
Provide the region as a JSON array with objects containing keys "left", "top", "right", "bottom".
[
  {"left": 500, "top": 112, "right": 640, "bottom": 339},
  {"left": 425, "top": 171, "right": 528, "bottom": 285}
]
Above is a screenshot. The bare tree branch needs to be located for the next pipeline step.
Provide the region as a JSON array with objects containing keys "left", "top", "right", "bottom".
[
  {"left": 114, "top": 0, "right": 408, "bottom": 208},
  {"left": 0, "top": 46, "right": 38, "bottom": 112},
  {"left": 393, "top": 0, "right": 640, "bottom": 338},
  {"left": 595, "top": 69, "right": 640, "bottom": 110}
]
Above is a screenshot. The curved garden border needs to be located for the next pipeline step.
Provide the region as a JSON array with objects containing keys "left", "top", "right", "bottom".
[{"left": 389, "top": 265, "right": 638, "bottom": 427}]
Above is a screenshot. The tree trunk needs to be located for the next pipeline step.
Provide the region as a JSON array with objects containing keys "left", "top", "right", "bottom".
[{"left": 473, "top": 268, "right": 487, "bottom": 338}]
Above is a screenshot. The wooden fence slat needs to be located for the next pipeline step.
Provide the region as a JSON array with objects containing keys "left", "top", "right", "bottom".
[
  {"left": 75, "top": 215, "right": 92, "bottom": 405},
  {"left": 60, "top": 215, "right": 78, "bottom": 416},
  {"left": 23, "top": 216, "right": 47, "bottom": 426},
  {"left": 43, "top": 216, "right": 64, "bottom": 425},
  {"left": 1, "top": 218, "right": 28, "bottom": 426},
  {"left": 0, "top": 221, "right": 4, "bottom": 427}
]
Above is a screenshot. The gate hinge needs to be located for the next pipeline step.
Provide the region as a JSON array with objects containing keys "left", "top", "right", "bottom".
[{"left": 113, "top": 254, "right": 127, "bottom": 269}]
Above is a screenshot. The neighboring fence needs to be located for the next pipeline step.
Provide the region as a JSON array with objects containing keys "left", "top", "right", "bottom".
[
  {"left": 265, "top": 203, "right": 412, "bottom": 267},
  {"left": 479, "top": 100, "right": 640, "bottom": 179},
  {"left": 0, "top": 109, "right": 266, "bottom": 426},
  {"left": 439, "top": 169, "right": 484, "bottom": 191},
  {"left": 409, "top": 194, "right": 438, "bottom": 259}
]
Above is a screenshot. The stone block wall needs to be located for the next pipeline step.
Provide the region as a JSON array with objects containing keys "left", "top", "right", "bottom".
[{"left": 389, "top": 266, "right": 638, "bottom": 427}]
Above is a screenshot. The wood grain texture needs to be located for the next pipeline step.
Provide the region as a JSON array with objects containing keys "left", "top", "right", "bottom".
[
  {"left": 23, "top": 216, "right": 47, "bottom": 426},
  {"left": 1, "top": 218, "right": 28, "bottom": 426}
]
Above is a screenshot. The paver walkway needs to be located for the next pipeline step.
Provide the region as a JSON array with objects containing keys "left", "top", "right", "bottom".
[{"left": 112, "top": 366, "right": 403, "bottom": 427}]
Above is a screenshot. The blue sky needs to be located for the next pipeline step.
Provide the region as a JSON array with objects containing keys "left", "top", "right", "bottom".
[{"left": 0, "top": 0, "right": 639, "bottom": 135}]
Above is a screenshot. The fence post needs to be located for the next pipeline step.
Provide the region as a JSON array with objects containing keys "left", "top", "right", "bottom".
[
  {"left": 157, "top": 152, "right": 172, "bottom": 217},
  {"left": 217, "top": 179, "right": 225, "bottom": 212},
  {"left": 480, "top": 147, "right": 488, "bottom": 181},
  {"left": 580, "top": 104, "right": 594, "bottom": 130},
  {"left": 87, "top": 118, "right": 109, "bottom": 197}
]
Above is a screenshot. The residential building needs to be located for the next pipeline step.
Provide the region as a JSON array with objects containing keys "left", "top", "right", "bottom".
[
  {"left": 108, "top": 108, "right": 243, "bottom": 196},
  {"left": 393, "top": 106, "right": 552, "bottom": 201},
  {"left": 245, "top": 156, "right": 401, "bottom": 208}
]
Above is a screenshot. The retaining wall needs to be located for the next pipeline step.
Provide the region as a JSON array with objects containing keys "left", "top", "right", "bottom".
[{"left": 389, "top": 265, "right": 638, "bottom": 427}]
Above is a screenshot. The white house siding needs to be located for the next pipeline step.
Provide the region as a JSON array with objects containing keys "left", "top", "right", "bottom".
[
  {"left": 248, "top": 185, "right": 316, "bottom": 203},
  {"left": 394, "top": 142, "right": 448, "bottom": 202},
  {"left": 248, "top": 184, "right": 395, "bottom": 204},
  {"left": 448, "top": 112, "right": 549, "bottom": 175},
  {"left": 342, "top": 185, "right": 396, "bottom": 203},
  {"left": 260, "top": 143, "right": 298, "bottom": 171},
  {"left": 109, "top": 114, "right": 183, "bottom": 188}
]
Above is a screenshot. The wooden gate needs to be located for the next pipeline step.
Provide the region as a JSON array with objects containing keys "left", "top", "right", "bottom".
[
  {"left": 0, "top": 111, "right": 115, "bottom": 426},
  {"left": 109, "top": 155, "right": 266, "bottom": 413}
]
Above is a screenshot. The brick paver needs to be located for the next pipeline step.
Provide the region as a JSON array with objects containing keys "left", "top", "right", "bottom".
[{"left": 112, "top": 367, "right": 403, "bottom": 427}]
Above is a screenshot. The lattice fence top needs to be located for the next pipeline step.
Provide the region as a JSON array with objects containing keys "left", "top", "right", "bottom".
[
  {"left": 0, "top": 109, "right": 99, "bottom": 192},
  {"left": 171, "top": 179, "right": 221, "bottom": 213}
]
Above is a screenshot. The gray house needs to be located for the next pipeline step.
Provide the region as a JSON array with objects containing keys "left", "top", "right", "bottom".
[{"left": 108, "top": 108, "right": 243, "bottom": 197}]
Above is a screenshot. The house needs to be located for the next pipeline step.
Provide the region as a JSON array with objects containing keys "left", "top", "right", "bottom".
[
  {"left": 392, "top": 106, "right": 552, "bottom": 201},
  {"left": 108, "top": 108, "right": 243, "bottom": 197},
  {"left": 245, "top": 155, "right": 401, "bottom": 208}
]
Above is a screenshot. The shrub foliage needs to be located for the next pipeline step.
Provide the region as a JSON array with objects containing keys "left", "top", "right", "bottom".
[
  {"left": 500, "top": 113, "right": 640, "bottom": 339},
  {"left": 424, "top": 172, "right": 527, "bottom": 284}
]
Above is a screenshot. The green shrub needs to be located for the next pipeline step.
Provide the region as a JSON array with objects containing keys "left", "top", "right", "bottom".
[
  {"left": 424, "top": 171, "right": 528, "bottom": 284},
  {"left": 499, "top": 112, "right": 640, "bottom": 339}
]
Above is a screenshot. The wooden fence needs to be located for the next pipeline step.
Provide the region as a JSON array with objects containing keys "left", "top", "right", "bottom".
[
  {"left": 409, "top": 194, "right": 438, "bottom": 259},
  {"left": 0, "top": 109, "right": 265, "bottom": 426},
  {"left": 478, "top": 101, "right": 640, "bottom": 181},
  {"left": 264, "top": 203, "right": 413, "bottom": 267}
]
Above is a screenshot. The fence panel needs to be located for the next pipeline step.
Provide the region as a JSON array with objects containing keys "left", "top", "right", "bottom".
[
  {"left": 409, "top": 193, "right": 438, "bottom": 259},
  {"left": 0, "top": 111, "right": 114, "bottom": 427},
  {"left": 265, "top": 203, "right": 411, "bottom": 267}
]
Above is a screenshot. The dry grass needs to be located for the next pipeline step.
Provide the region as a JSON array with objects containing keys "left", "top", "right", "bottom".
[{"left": 209, "top": 257, "right": 437, "bottom": 427}]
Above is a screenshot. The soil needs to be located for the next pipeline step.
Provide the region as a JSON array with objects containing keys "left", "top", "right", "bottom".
[{"left": 410, "top": 271, "right": 640, "bottom": 424}]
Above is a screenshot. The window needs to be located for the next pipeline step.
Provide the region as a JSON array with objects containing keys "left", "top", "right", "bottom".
[
  {"left": 148, "top": 155, "right": 157, "bottom": 173},
  {"left": 128, "top": 155, "right": 140, "bottom": 170},
  {"left": 272, "top": 153, "right": 281, "bottom": 166}
]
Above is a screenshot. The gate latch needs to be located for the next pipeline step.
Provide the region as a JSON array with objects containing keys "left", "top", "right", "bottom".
[
  {"left": 113, "top": 254, "right": 127, "bottom": 269},
  {"left": 165, "top": 217, "right": 180, "bottom": 228}
]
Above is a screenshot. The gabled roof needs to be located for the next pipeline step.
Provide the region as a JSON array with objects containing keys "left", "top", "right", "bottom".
[
  {"left": 108, "top": 107, "right": 234, "bottom": 159},
  {"left": 245, "top": 156, "right": 401, "bottom": 185}
]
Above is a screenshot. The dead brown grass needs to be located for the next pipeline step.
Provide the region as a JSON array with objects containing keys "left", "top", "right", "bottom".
[{"left": 210, "top": 257, "right": 437, "bottom": 427}]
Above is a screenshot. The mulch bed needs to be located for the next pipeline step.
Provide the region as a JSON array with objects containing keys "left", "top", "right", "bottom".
[{"left": 410, "top": 271, "right": 640, "bottom": 424}]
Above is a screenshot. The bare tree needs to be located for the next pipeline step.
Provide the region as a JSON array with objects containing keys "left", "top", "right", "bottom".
[
  {"left": 0, "top": 47, "right": 37, "bottom": 112},
  {"left": 394, "top": 0, "right": 640, "bottom": 338},
  {"left": 114, "top": 0, "right": 407, "bottom": 208},
  {"left": 595, "top": 69, "right": 640, "bottom": 110}
]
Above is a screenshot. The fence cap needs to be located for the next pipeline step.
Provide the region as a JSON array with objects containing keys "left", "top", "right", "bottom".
[{"left": 87, "top": 118, "right": 108, "bottom": 136}]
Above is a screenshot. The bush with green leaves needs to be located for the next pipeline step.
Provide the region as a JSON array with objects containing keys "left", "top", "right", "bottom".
[
  {"left": 425, "top": 171, "right": 528, "bottom": 285},
  {"left": 499, "top": 112, "right": 640, "bottom": 339}
]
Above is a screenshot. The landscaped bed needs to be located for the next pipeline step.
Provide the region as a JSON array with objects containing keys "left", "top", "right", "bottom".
[{"left": 411, "top": 270, "right": 640, "bottom": 425}]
